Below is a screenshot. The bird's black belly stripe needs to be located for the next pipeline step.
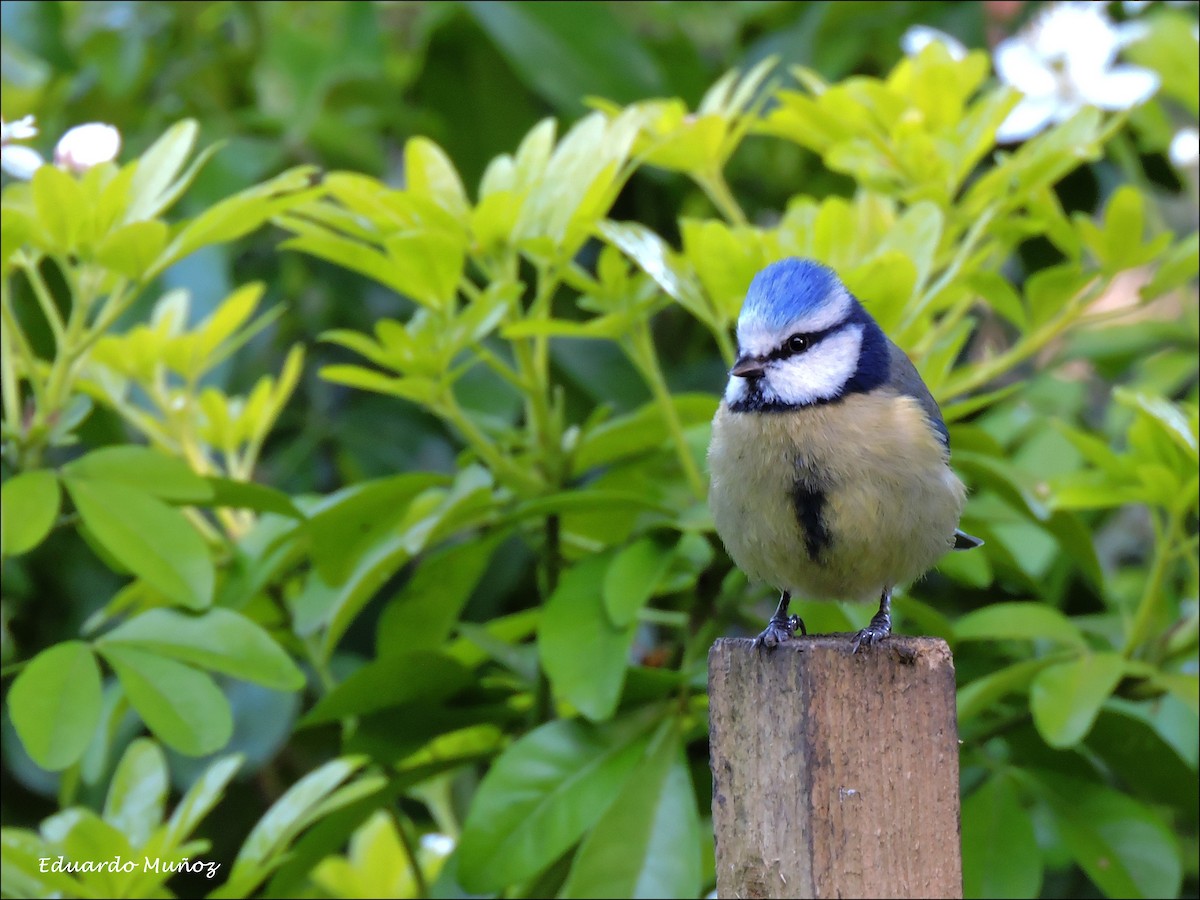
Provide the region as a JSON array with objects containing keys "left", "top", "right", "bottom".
[{"left": 791, "top": 481, "right": 831, "bottom": 562}]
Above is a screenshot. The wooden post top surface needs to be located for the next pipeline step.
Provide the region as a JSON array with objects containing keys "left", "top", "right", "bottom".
[{"left": 708, "top": 635, "right": 962, "bottom": 900}]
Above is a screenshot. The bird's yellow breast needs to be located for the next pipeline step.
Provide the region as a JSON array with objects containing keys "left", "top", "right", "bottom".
[{"left": 707, "top": 391, "right": 966, "bottom": 602}]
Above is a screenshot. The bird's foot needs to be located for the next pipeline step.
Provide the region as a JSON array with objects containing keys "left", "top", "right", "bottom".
[
  {"left": 752, "top": 614, "right": 805, "bottom": 650},
  {"left": 850, "top": 615, "right": 890, "bottom": 654}
]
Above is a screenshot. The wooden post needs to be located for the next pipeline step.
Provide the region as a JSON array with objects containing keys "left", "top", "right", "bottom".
[{"left": 708, "top": 635, "right": 962, "bottom": 900}]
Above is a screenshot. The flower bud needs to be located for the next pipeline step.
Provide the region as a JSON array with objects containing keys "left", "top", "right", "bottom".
[{"left": 54, "top": 123, "right": 121, "bottom": 173}]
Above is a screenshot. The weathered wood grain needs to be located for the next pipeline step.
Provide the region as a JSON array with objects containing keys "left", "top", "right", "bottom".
[{"left": 709, "top": 635, "right": 962, "bottom": 899}]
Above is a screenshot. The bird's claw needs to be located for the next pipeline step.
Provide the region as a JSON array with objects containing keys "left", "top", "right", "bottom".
[
  {"left": 753, "top": 614, "right": 805, "bottom": 650},
  {"left": 850, "top": 620, "right": 890, "bottom": 653}
]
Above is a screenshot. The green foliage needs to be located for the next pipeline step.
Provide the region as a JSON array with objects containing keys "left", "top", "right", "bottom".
[{"left": 2, "top": 4, "right": 1198, "bottom": 900}]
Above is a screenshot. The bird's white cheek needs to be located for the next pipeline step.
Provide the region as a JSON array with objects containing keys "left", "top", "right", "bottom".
[
  {"left": 724, "top": 377, "right": 749, "bottom": 406},
  {"left": 766, "top": 326, "right": 863, "bottom": 406}
]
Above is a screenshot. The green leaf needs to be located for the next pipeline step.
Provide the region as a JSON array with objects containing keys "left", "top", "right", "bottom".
[
  {"left": 204, "top": 476, "right": 303, "bottom": 518},
  {"left": 375, "top": 535, "right": 500, "bottom": 658},
  {"left": 561, "top": 724, "right": 701, "bottom": 899},
  {"left": 308, "top": 811, "right": 416, "bottom": 899},
  {"left": 1024, "top": 261, "right": 1086, "bottom": 329},
  {"left": 125, "top": 120, "right": 199, "bottom": 223},
  {"left": 102, "top": 738, "right": 168, "bottom": 848},
  {"left": 65, "top": 479, "right": 214, "bottom": 609},
  {"left": 303, "top": 652, "right": 470, "bottom": 725},
  {"left": 98, "top": 608, "right": 304, "bottom": 690},
  {"left": 1031, "top": 771, "right": 1183, "bottom": 899},
  {"left": 281, "top": 230, "right": 408, "bottom": 293},
  {"left": 154, "top": 167, "right": 319, "bottom": 275},
  {"left": 1116, "top": 389, "right": 1198, "bottom": 461},
  {"left": 32, "top": 164, "right": 87, "bottom": 251},
  {"left": 62, "top": 446, "right": 213, "bottom": 502},
  {"left": 306, "top": 473, "right": 445, "bottom": 586},
  {"left": 1141, "top": 232, "right": 1199, "bottom": 300},
  {"left": 1, "top": 469, "right": 61, "bottom": 557},
  {"left": 957, "top": 657, "right": 1062, "bottom": 723},
  {"left": 383, "top": 229, "right": 466, "bottom": 309},
  {"left": 599, "top": 221, "right": 714, "bottom": 327},
  {"left": 404, "top": 137, "right": 469, "bottom": 221},
  {"left": 8, "top": 641, "right": 103, "bottom": 770},
  {"left": 961, "top": 773, "right": 1042, "bottom": 899},
  {"left": 680, "top": 218, "right": 765, "bottom": 320},
  {"left": 540, "top": 554, "right": 638, "bottom": 721},
  {"left": 874, "top": 200, "right": 942, "bottom": 293},
  {"left": 318, "top": 365, "right": 440, "bottom": 404},
  {"left": 968, "top": 270, "right": 1027, "bottom": 329},
  {"left": 153, "top": 754, "right": 242, "bottom": 858},
  {"left": 457, "top": 714, "right": 655, "bottom": 892},
  {"left": 2, "top": 203, "right": 34, "bottom": 269},
  {"left": 306, "top": 471, "right": 492, "bottom": 658},
  {"left": 99, "top": 644, "right": 232, "bottom": 756},
  {"left": 46, "top": 808, "right": 137, "bottom": 895},
  {"left": 1075, "top": 185, "right": 1173, "bottom": 274},
  {"left": 214, "top": 757, "right": 367, "bottom": 899},
  {"left": 93, "top": 220, "right": 169, "bottom": 278},
  {"left": 603, "top": 537, "right": 672, "bottom": 627},
  {"left": 1030, "top": 653, "right": 1127, "bottom": 748},
  {"left": 573, "top": 394, "right": 717, "bottom": 474},
  {"left": 0, "top": 829, "right": 92, "bottom": 898},
  {"left": 1123, "top": 8, "right": 1199, "bottom": 112},
  {"left": 1085, "top": 707, "right": 1200, "bottom": 813},
  {"left": 294, "top": 532, "right": 412, "bottom": 657},
  {"left": 955, "top": 602, "right": 1086, "bottom": 647},
  {"left": 465, "top": 1, "right": 665, "bottom": 115}
]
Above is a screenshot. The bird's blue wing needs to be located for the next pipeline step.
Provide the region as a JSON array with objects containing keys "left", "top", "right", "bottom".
[{"left": 886, "top": 340, "right": 949, "bottom": 449}]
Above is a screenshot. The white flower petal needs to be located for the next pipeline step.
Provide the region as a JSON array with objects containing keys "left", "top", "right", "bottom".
[
  {"left": 419, "top": 833, "right": 455, "bottom": 857},
  {"left": 996, "top": 95, "right": 1061, "bottom": 142},
  {"left": 994, "top": 39, "right": 1058, "bottom": 96},
  {"left": 1122, "top": 0, "right": 1151, "bottom": 12},
  {"left": 54, "top": 122, "right": 121, "bottom": 173},
  {"left": 1114, "top": 21, "right": 1151, "bottom": 48},
  {"left": 1, "top": 145, "right": 46, "bottom": 179},
  {"left": 901, "top": 25, "right": 968, "bottom": 61},
  {"left": 1080, "top": 65, "right": 1161, "bottom": 109},
  {"left": 1, "top": 115, "right": 39, "bottom": 143},
  {"left": 1029, "top": 2, "right": 1121, "bottom": 72},
  {"left": 1169, "top": 127, "right": 1200, "bottom": 168}
]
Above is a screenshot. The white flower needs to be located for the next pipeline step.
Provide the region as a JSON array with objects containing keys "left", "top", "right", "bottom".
[
  {"left": 1, "top": 145, "right": 45, "bottom": 180},
  {"left": 54, "top": 122, "right": 121, "bottom": 173},
  {"left": 1125, "top": 0, "right": 1200, "bottom": 11},
  {"left": 994, "top": 2, "right": 1160, "bottom": 143},
  {"left": 1, "top": 115, "right": 46, "bottom": 179},
  {"left": 1, "top": 115, "right": 38, "bottom": 143},
  {"left": 901, "top": 25, "right": 969, "bottom": 62},
  {"left": 419, "top": 833, "right": 455, "bottom": 857},
  {"left": 1170, "top": 127, "right": 1199, "bottom": 168}
]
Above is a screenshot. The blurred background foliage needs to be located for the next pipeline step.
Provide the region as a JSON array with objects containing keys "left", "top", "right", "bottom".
[{"left": 1, "top": 2, "right": 1197, "bottom": 899}]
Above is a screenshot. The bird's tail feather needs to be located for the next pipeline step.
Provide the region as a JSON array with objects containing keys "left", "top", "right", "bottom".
[{"left": 953, "top": 529, "right": 984, "bottom": 550}]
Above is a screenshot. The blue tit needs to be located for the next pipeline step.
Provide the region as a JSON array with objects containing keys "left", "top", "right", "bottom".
[{"left": 707, "top": 257, "right": 982, "bottom": 651}]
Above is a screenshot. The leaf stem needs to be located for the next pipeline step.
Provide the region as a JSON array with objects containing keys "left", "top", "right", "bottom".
[
  {"left": 941, "top": 277, "right": 1105, "bottom": 398},
  {"left": 19, "top": 254, "right": 66, "bottom": 346},
  {"left": 440, "top": 389, "right": 542, "bottom": 495},
  {"left": 1124, "top": 507, "right": 1184, "bottom": 658},
  {"left": 626, "top": 323, "right": 707, "bottom": 500},
  {"left": 697, "top": 170, "right": 748, "bottom": 227}
]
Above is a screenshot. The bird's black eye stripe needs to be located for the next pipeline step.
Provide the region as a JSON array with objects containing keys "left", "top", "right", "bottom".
[{"left": 766, "top": 324, "right": 836, "bottom": 362}]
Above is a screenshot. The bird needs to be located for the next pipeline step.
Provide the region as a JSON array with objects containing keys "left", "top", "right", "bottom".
[{"left": 706, "top": 257, "right": 982, "bottom": 652}]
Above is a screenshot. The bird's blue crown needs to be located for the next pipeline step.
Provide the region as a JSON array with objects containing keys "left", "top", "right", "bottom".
[{"left": 741, "top": 258, "right": 847, "bottom": 330}]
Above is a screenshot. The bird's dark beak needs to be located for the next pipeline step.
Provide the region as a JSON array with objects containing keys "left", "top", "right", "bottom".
[{"left": 730, "top": 356, "right": 765, "bottom": 379}]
